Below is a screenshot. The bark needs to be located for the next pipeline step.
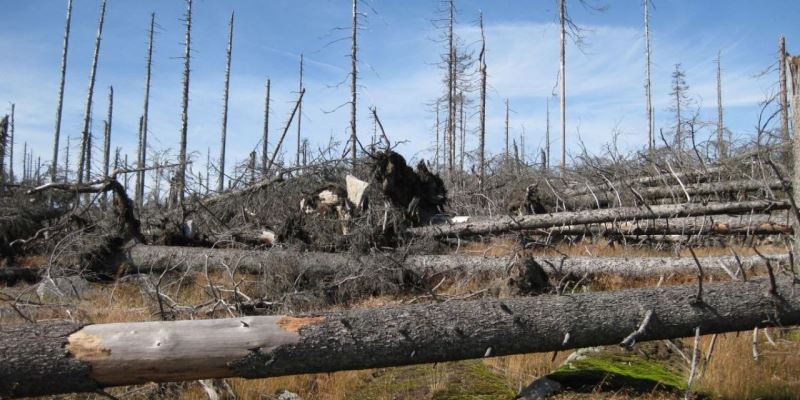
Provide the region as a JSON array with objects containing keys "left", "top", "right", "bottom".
[
  {"left": 791, "top": 56, "right": 800, "bottom": 263},
  {"left": 3, "top": 278, "right": 799, "bottom": 398},
  {"left": 122, "top": 245, "right": 786, "bottom": 280},
  {"left": 643, "top": 0, "right": 653, "bottom": 151},
  {"left": 101, "top": 86, "right": 113, "bottom": 207},
  {"left": 543, "top": 219, "right": 791, "bottom": 237},
  {"left": 478, "top": 12, "right": 486, "bottom": 190},
  {"left": 77, "top": 0, "right": 107, "bottom": 191},
  {"left": 559, "top": 0, "right": 566, "bottom": 171},
  {"left": 780, "top": 35, "right": 789, "bottom": 144},
  {"left": 0, "top": 116, "right": 6, "bottom": 189},
  {"left": 136, "top": 13, "right": 155, "bottom": 208},
  {"left": 409, "top": 200, "right": 790, "bottom": 238},
  {"left": 51, "top": 0, "right": 72, "bottom": 183},
  {"left": 296, "top": 54, "right": 304, "bottom": 168},
  {"left": 566, "top": 179, "right": 784, "bottom": 209},
  {"left": 350, "top": 0, "right": 358, "bottom": 168},
  {"left": 217, "top": 11, "right": 234, "bottom": 193},
  {"left": 261, "top": 79, "right": 270, "bottom": 174},
  {"left": 177, "top": 0, "right": 193, "bottom": 208}
]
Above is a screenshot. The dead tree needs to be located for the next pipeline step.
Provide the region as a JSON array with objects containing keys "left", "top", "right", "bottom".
[
  {"left": 261, "top": 79, "right": 270, "bottom": 174},
  {"left": 780, "top": 35, "right": 790, "bottom": 144},
  {"left": 176, "top": 0, "right": 193, "bottom": 209},
  {"left": 2, "top": 277, "right": 799, "bottom": 398},
  {"left": 350, "top": 0, "right": 359, "bottom": 168},
  {"left": 716, "top": 51, "right": 726, "bottom": 159},
  {"left": 136, "top": 12, "right": 155, "bottom": 209},
  {"left": 296, "top": 54, "right": 304, "bottom": 168},
  {"left": 559, "top": 0, "right": 566, "bottom": 171},
  {"left": 670, "top": 63, "right": 689, "bottom": 150},
  {"left": 0, "top": 116, "right": 7, "bottom": 189},
  {"left": 51, "top": 0, "right": 72, "bottom": 183},
  {"left": 77, "top": 0, "right": 107, "bottom": 193},
  {"left": 8, "top": 104, "right": 14, "bottom": 183},
  {"left": 545, "top": 98, "right": 551, "bottom": 170},
  {"left": 266, "top": 89, "right": 305, "bottom": 175},
  {"left": 478, "top": 11, "right": 487, "bottom": 190},
  {"left": 410, "top": 199, "right": 789, "bottom": 238},
  {"left": 643, "top": 0, "right": 653, "bottom": 151},
  {"left": 101, "top": 86, "right": 113, "bottom": 206},
  {"left": 218, "top": 11, "right": 234, "bottom": 193},
  {"left": 504, "top": 98, "right": 510, "bottom": 163},
  {"left": 790, "top": 56, "right": 800, "bottom": 256}
]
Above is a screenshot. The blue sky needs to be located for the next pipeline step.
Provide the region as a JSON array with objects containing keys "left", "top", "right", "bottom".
[{"left": 2, "top": 0, "right": 799, "bottom": 182}]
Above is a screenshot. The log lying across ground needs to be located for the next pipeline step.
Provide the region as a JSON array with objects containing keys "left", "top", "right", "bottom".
[
  {"left": 2, "top": 277, "right": 798, "bottom": 398},
  {"left": 411, "top": 200, "right": 790, "bottom": 238},
  {"left": 124, "top": 244, "right": 788, "bottom": 279},
  {"left": 567, "top": 179, "right": 784, "bottom": 209},
  {"left": 544, "top": 220, "right": 791, "bottom": 237}
]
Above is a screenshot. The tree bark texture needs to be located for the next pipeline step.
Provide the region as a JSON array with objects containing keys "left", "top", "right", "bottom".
[
  {"left": 2, "top": 278, "right": 799, "bottom": 398},
  {"left": 123, "top": 245, "right": 786, "bottom": 280},
  {"left": 411, "top": 200, "right": 789, "bottom": 238}
]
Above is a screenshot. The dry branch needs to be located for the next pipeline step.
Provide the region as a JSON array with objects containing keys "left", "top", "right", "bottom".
[
  {"left": 2, "top": 277, "right": 799, "bottom": 398},
  {"left": 410, "top": 200, "right": 789, "bottom": 238}
]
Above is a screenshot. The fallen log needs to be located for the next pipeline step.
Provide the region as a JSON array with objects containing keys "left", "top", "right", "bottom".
[
  {"left": 567, "top": 179, "right": 784, "bottom": 209},
  {"left": 2, "top": 277, "right": 798, "bottom": 398},
  {"left": 123, "top": 244, "right": 787, "bottom": 279},
  {"left": 410, "top": 200, "right": 790, "bottom": 238},
  {"left": 542, "top": 220, "right": 791, "bottom": 236}
]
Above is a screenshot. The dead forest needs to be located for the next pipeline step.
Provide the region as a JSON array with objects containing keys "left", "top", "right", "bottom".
[{"left": 4, "top": 1, "right": 800, "bottom": 399}]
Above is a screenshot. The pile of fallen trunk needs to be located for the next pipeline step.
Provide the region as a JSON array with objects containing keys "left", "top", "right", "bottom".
[
  {"left": 2, "top": 277, "right": 798, "bottom": 398},
  {"left": 411, "top": 199, "right": 790, "bottom": 238}
]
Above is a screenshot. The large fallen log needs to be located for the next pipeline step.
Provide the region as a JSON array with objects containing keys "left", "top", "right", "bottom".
[
  {"left": 123, "top": 244, "right": 787, "bottom": 279},
  {"left": 410, "top": 200, "right": 790, "bottom": 238},
  {"left": 2, "top": 277, "right": 798, "bottom": 398},
  {"left": 567, "top": 179, "right": 784, "bottom": 209},
  {"left": 543, "top": 220, "right": 791, "bottom": 237}
]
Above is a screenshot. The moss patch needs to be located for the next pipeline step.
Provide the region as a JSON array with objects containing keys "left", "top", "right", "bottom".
[
  {"left": 350, "top": 360, "right": 515, "bottom": 400},
  {"left": 547, "top": 343, "right": 686, "bottom": 393}
]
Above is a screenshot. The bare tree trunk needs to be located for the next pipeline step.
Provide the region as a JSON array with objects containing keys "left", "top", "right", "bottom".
[
  {"left": 136, "top": 12, "right": 155, "bottom": 209},
  {"left": 122, "top": 244, "right": 788, "bottom": 280},
  {"left": 478, "top": 12, "right": 487, "bottom": 190},
  {"left": 0, "top": 116, "right": 7, "bottom": 189},
  {"left": 643, "top": 0, "right": 653, "bottom": 151},
  {"left": 559, "top": 0, "right": 566, "bottom": 172},
  {"left": 64, "top": 137, "right": 70, "bottom": 182},
  {"left": 266, "top": 89, "right": 305, "bottom": 175},
  {"left": 101, "top": 86, "right": 113, "bottom": 207},
  {"left": 217, "top": 11, "right": 234, "bottom": 193},
  {"left": 545, "top": 98, "right": 550, "bottom": 171},
  {"left": 504, "top": 98, "right": 510, "bottom": 164},
  {"left": 350, "top": 0, "right": 358, "bottom": 168},
  {"left": 789, "top": 56, "right": 800, "bottom": 257},
  {"left": 716, "top": 51, "right": 725, "bottom": 159},
  {"left": 296, "top": 54, "right": 304, "bottom": 168},
  {"left": 8, "top": 104, "right": 14, "bottom": 183},
  {"left": 435, "top": 100, "right": 441, "bottom": 173},
  {"left": 410, "top": 199, "right": 789, "bottom": 238},
  {"left": 459, "top": 91, "right": 465, "bottom": 175},
  {"left": 3, "top": 277, "right": 799, "bottom": 399},
  {"left": 779, "top": 35, "right": 790, "bottom": 145},
  {"left": 77, "top": 0, "right": 107, "bottom": 195},
  {"left": 261, "top": 79, "right": 270, "bottom": 174},
  {"left": 447, "top": 0, "right": 455, "bottom": 175},
  {"left": 177, "top": 0, "right": 192, "bottom": 209},
  {"left": 21, "top": 142, "right": 26, "bottom": 183},
  {"left": 51, "top": 0, "right": 72, "bottom": 183}
]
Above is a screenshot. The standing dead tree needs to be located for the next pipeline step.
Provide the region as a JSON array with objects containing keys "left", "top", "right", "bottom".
[
  {"left": 51, "top": 0, "right": 72, "bottom": 183},
  {"left": 2, "top": 277, "right": 799, "bottom": 399},
  {"left": 217, "top": 11, "right": 234, "bottom": 193},
  {"left": 77, "top": 0, "right": 107, "bottom": 194},
  {"left": 8, "top": 104, "right": 13, "bottom": 184},
  {"left": 350, "top": 0, "right": 359, "bottom": 168},
  {"left": 176, "top": 0, "right": 193, "bottom": 208},
  {"left": 478, "top": 11, "right": 487, "bottom": 191},
  {"left": 0, "top": 116, "right": 7, "bottom": 190},
  {"left": 261, "top": 79, "right": 270, "bottom": 174},
  {"left": 716, "top": 51, "right": 726, "bottom": 159},
  {"left": 643, "top": 0, "right": 654, "bottom": 151},
  {"left": 670, "top": 63, "right": 690, "bottom": 151},
  {"left": 296, "top": 54, "right": 304, "bottom": 168},
  {"left": 559, "top": 0, "right": 566, "bottom": 171},
  {"left": 136, "top": 12, "right": 155, "bottom": 209},
  {"left": 779, "top": 35, "right": 790, "bottom": 144},
  {"left": 101, "top": 86, "right": 113, "bottom": 207}
]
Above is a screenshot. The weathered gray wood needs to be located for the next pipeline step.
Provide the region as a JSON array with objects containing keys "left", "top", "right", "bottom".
[
  {"left": 410, "top": 200, "right": 789, "bottom": 238},
  {"left": 2, "top": 278, "right": 799, "bottom": 398},
  {"left": 124, "top": 245, "right": 786, "bottom": 279}
]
